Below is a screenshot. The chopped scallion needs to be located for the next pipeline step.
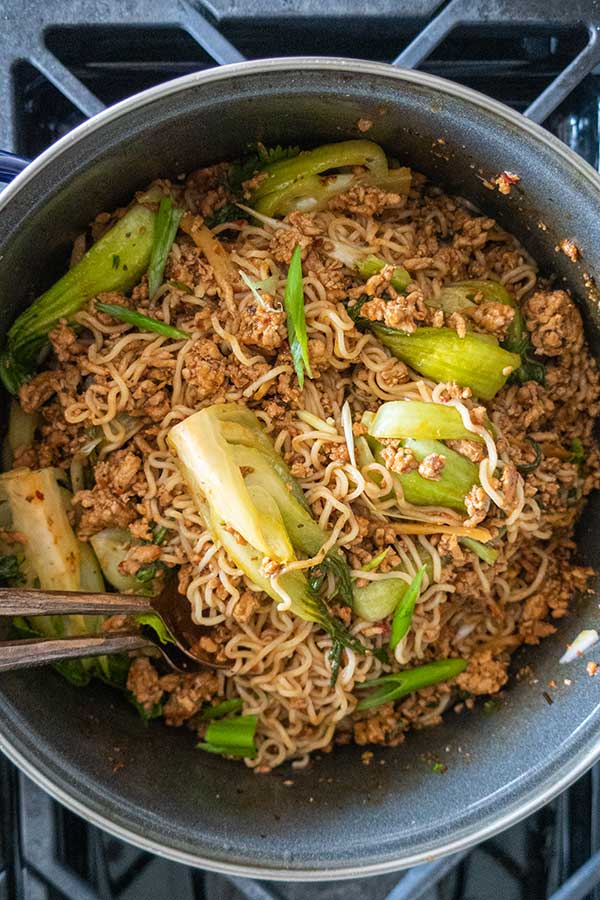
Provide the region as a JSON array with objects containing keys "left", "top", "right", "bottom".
[
  {"left": 197, "top": 714, "right": 258, "bottom": 758},
  {"left": 95, "top": 302, "right": 190, "bottom": 341},
  {"left": 147, "top": 196, "right": 183, "bottom": 299},
  {"left": 356, "top": 658, "right": 467, "bottom": 711},
  {"left": 284, "top": 245, "right": 312, "bottom": 388},
  {"left": 390, "top": 564, "right": 427, "bottom": 650}
]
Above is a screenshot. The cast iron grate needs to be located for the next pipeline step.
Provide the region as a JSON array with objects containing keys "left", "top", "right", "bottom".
[{"left": 1, "top": 2, "right": 600, "bottom": 899}]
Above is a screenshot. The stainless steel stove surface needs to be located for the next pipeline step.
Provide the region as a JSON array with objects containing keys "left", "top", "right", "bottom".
[{"left": 2, "top": 2, "right": 600, "bottom": 898}]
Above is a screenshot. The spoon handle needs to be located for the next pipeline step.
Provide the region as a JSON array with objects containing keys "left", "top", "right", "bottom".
[
  {"left": 0, "top": 633, "right": 152, "bottom": 672},
  {"left": 0, "top": 587, "right": 153, "bottom": 617}
]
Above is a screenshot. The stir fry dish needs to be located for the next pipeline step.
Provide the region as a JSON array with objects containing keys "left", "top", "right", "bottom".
[{"left": 0, "top": 140, "right": 597, "bottom": 770}]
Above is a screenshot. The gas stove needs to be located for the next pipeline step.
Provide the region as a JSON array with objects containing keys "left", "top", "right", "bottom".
[{"left": 2, "top": 2, "right": 600, "bottom": 898}]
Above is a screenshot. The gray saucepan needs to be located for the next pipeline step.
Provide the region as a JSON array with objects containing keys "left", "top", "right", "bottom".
[{"left": 0, "top": 58, "right": 599, "bottom": 880}]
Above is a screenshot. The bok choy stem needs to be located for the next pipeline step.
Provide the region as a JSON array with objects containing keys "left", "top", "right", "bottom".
[{"left": 0, "top": 204, "right": 156, "bottom": 394}]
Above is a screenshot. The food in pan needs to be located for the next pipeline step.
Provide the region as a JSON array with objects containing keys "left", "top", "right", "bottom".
[{"left": 0, "top": 140, "right": 597, "bottom": 770}]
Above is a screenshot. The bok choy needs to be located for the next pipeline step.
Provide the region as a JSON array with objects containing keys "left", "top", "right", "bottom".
[
  {"left": 168, "top": 403, "right": 364, "bottom": 658},
  {"left": 364, "top": 324, "right": 520, "bottom": 401},
  {"left": 369, "top": 400, "right": 484, "bottom": 442},
  {"left": 0, "top": 205, "right": 157, "bottom": 394},
  {"left": 0, "top": 467, "right": 112, "bottom": 681},
  {"left": 248, "top": 140, "right": 411, "bottom": 217}
]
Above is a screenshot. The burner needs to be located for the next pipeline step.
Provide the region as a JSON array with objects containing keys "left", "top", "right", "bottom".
[{"left": 1, "top": 3, "right": 600, "bottom": 897}]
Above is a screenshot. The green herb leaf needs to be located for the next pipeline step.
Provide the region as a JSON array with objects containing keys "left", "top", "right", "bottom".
[
  {"left": 147, "top": 196, "right": 183, "bottom": 300},
  {"left": 390, "top": 565, "right": 427, "bottom": 650},
  {"left": 570, "top": 437, "right": 586, "bottom": 468},
  {"left": 204, "top": 202, "right": 251, "bottom": 229},
  {"left": 137, "top": 612, "right": 175, "bottom": 645},
  {"left": 200, "top": 698, "right": 244, "bottom": 720},
  {"left": 517, "top": 435, "right": 542, "bottom": 475},
  {"left": 483, "top": 698, "right": 502, "bottom": 715},
  {"left": 309, "top": 548, "right": 353, "bottom": 607},
  {"left": 197, "top": 714, "right": 258, "bottom": 758},
  {"left": 284, "top": 245, "right": 312, "bottom": 388},
  {"left": 95, "top": 302, "right": 190, "bottom": 341},
  {"left": 356, "top": 657, "right": 467, "bottom": 711},
  {"left": 511, "top": 351, "right": 546, "bottom": 386},
  {"left": 328, "top": 640, "right": 344, "bottom": 687},
  {"left": 0, "top": 554, "right": 22, "bottom": 585},
  {"left": 432, "top": 761, "right": 447, "bottom": 774},
  {"left": 227, "top": 143, "right": 300, "bottom": 193}
]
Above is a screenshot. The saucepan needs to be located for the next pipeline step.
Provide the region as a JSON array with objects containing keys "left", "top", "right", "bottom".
[{"left": 0, "top": 58, "right": 599, "bottom": 879}]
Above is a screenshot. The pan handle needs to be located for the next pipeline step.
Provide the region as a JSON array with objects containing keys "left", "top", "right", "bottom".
[{"left": 0, "top": 150, "right": 29, "bottom": 190}]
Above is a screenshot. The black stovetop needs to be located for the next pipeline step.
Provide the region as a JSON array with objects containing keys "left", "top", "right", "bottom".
[{"left": 2, "top": 2, "right": 600, "bottom": 898}]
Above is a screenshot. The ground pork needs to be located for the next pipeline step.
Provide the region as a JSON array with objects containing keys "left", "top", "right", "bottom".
[
  {"left": 269, "top": 225, "right": 313, "bottom": 264},
  {"left": 456, "top": 650, "right": 508, "bottom": 695},
  {"left": 353, "top": 703, "right": 404, "bottom": 745},
  {"left": 464, "top": 485, "right": 488, "bottom": 526},
  {"left": 524, "top": 289, "right": 584, "bottom": 357},
  {"left": 329, "top": 184, "right": 403, "bottom": 216},
  {"left": 127, "top": 657, "right": 163, "bottom": 710},
  {"left": 233, "top": 590, "right": 260, "bottom": 624},
  {"left": 446, "top": 439, "right": 486, "bottom": 463},
  {"left": 182, "top": 338, "right": 227, "bottom": 398},
  {"left": 361, "top": 287, "right": 428, "bottom": 334},
  {"left": 418, "top": 453, "right": 445, "bottom": 480},
  {"left": 237, "top": 305, "right": 286, "bottom": 351},
  {"left": 48, "top": 320, "right": 86, "bottom": 363},
  {"left": 18, "top": 366, "right": 81, "bottom": 414},
  {"left": 466, "top": 300, "right": 515, "bottom": 340},
  {"left": 381, "top": 444, "right": 418, "bottom": 474},
  {"left": 162, "top": 671, "right": 219, "bottom": 726},
  {"left": 118, "top": 543, "right": 161, "bottom": 577}
]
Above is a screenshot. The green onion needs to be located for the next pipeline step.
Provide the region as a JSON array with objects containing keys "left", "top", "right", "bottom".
[
  {"left": 147, "top": 196, "right": 183, "bottom": 300},
  {"left": 95, "top": 302, "right": 190, "bottom": 341},
  {"left": 197, "top": 714, "right": 258, "bottom": 758},
  {"left": 390, "top": 565, "right": 427, "bottom": 650},
  {"left": 362, "top": 548, "right": 390, "bottom": 573},
  {"left": 356, "top": 658, "right": 467, "bottom": 711},
  {"left": 284, "top": 245, "right": 312, "bottom": 388},
  {"left": 460, "top": 537, "right": 499, "bottom": 565},
  {"left": 356, "top": 255, "right": 411, "bottom": 292},
  {"left": 369, "top": 400, "right": 484, "bottom": 442},
  {"left": 200, "top": 698, "right": 244, "bottom": 720},
  {"left": 370, "top": 325, "right": 520, "bottom": 401}
]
